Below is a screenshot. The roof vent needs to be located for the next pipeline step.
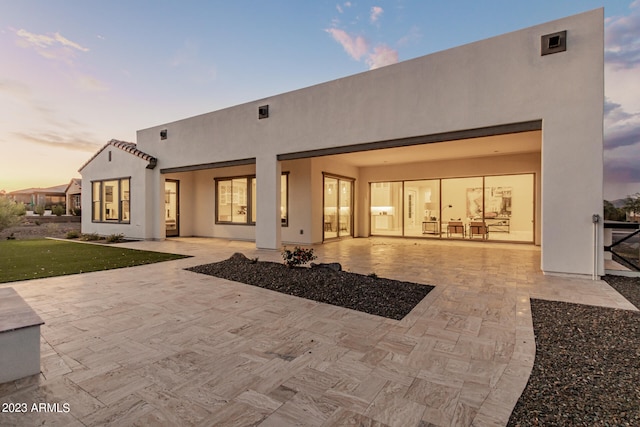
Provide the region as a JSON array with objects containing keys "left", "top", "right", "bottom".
[{"left": 541, "top": 30, "right": 566, "bottom": 56}]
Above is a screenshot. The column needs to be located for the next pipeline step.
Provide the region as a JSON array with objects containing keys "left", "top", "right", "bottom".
[{"left": 256, "top": 154, "right": 281, "bottom": 249}]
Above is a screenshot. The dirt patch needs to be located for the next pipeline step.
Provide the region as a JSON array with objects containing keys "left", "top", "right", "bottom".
[{"left": 1, "top": 220, "right": 81, "bottom": 240}]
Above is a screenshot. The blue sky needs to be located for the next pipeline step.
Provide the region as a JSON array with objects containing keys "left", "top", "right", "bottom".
[{"left": 1, "top": 1, "right": 638, "bottom": 199}]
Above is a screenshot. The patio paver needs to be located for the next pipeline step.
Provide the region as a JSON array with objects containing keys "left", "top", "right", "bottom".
[{"left": 0, "top": 237, "right": 635, "bottom": 426}]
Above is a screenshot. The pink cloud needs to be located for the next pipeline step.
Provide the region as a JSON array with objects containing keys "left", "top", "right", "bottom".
[
  {"left": 366, "top": 45, "right": 399, "bottom": 69},
  {"left": 370, "top": 6, "right": 384, "bottom": 23},
  {"left": 325, "top": 28, "right": 369, "bottom": 61},
  {"left": 14, "top": 28, "right": 89, "bottom": 65}
]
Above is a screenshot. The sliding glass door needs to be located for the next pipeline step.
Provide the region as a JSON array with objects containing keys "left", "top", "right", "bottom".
[
  {"left": 369, "top": 174, "right": 534, "bottom": 242},
  {"left": 370, "top": 182, "right": 402, "bottom": 236},
  {"left": 404, "top": 180, "right": 440, "bottom": 237},
  {"left": 323, "top": 175, "right": 353, "bottom": 240}
]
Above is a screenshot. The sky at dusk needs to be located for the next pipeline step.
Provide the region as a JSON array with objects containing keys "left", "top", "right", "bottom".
[{"left": 1, "top": 1, "right": 639, "bottom": 199}]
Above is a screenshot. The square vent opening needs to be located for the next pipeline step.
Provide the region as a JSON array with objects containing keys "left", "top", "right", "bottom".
[{"left": 541, "top": 30, "right": 566, "bottom": 56}]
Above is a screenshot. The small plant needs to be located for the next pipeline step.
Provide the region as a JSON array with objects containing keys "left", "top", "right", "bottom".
[
  {"left": 34, "top": 204, "right": 45, "bottom": 216},
  {"left": 66, "top": 230, "right": 80, "bottom": 239},
  {"left": 106, "top": 233, "right": 125, "bottom": 243},
  {"left": 282, "top": 246, "right": 317, "bottom": 268},
  {"left": 250, "top": 257, "right": 259, "bottom": 264},
  {"left": 81, "top": 232, "right": 101, "bottom": 241},
  {"left": 72, "top": 208, "right": 82, "bottom": 216},
  {"left": 51, "top": 205, "right": 65, "bottom": 216},
  {"left": 45, "top": 223, "right": 59, "bottom": 231},
  {"left": 368, "top": 272, "right": 378, "bottom": 279}
]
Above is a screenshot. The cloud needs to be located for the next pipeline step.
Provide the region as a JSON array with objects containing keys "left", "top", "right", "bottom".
[
  {"left": 76, "top": 75, "right": 109, "bottom": 92},
  {"left": 366, "top": 45, "right": 399, "bottom": 69},
  {"left": 605, "top": 1, "right": 640, "bottom": 69},
  {"left": 603, "top": 98, "right": 640, "bottom": 195},
  {"left": 605, "top": 151, "right": 640, "bottom": 183},
  {"left": 604, "top": 98, "right": 640, "bottom": 151},
  {"left": 325, "top": 28, "right": 369, "bottom": 61},
  {"left": 336, "top": 2, "right": 351, "bottom": 14},
  {"left": 326, "top": 3, "right": 399, "bottom": 70},
  {"left": 0, "top": 79, "right": 31, "bottom": 98},
  {"left": 397, "top": 26, "right": 422, "bottom": 47},
  {"left": 370, "top": 6, "right": 383, "bottom": 24},
  {"left": 13, "top": 131, "right": 101, "bottom": 153},
  {"left": 14, "top": 28, "right": 89, "bottom": 63}
]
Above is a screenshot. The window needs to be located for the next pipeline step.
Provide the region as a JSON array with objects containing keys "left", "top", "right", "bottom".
[
  {"left": 91, "top": 178, "right": 131, "bottom": 223},
  {"left": 217, "top": 177, "right": 248, "bottom": 223},
  {"left": 370, "top": 174, "right": 534, "bottom": 242},
  {"left": 216, "top": 173, "right": 288, "bottom": 225}
]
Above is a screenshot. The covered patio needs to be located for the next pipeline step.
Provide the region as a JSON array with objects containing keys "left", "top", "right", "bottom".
[{"left": 0, "top": 237, "right": 633, "bottom": 426}]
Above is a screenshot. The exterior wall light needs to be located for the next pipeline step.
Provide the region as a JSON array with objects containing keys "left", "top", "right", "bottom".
[{"left": 160, "top": 129, "right": 168, "bottom": 140}]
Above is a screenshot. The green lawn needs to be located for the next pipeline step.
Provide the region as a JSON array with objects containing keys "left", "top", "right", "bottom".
[{"left": 0, "top": 239, "right": 189, "bottom": 283}]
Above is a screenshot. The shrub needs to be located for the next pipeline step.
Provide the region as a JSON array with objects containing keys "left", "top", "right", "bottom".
[
  {"left": 44, "top": 223, "right": 59, "bottom": 234},
  {"left": 282, "top": 246, "right": 317, "bottom": 268},
  {"left": 0, "top": 196, "right": 26, "bottom": 232},
  {"left": 81, "top": 232, "right": 101, "bottom": 241},
  {"left": 106, "top": 233, "right": 125, "bottom": 243},
  {"left": 72, "top": 208, "right": 82, "bottom": 216},
  {"left": 34, "top": 204, "right": 45, "bottom": 216},
  {"left": 51, "top": 205, "right": 65, "bottom": 216},
  {"left": 66, "top": 230, "right": 80, "bottom": 239}
]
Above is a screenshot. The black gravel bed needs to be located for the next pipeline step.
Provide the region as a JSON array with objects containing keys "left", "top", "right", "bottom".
[
  {"left": 603, "top": 274, "right": 640, "bottom": 310},
  {"left": 186, "top": 253, "right": 434, "bottom": 320},
  {"left": 508, "top": 297, "right": 640, "bottom": 426}
]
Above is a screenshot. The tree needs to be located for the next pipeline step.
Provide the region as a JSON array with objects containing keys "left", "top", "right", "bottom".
[
  {"left": 622, "top": 193, "right": 640, "bottom": 221},
  {"left": 604, "top": 200, "right": 626, "bottom": 221},
  {"left": 0, "top": 196, "right": 26, "bottom": 232}
]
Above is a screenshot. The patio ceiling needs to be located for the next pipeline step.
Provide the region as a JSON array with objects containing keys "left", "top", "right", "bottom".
[{"left": 322, "top": 130, "right": 541, "bottom": 168}]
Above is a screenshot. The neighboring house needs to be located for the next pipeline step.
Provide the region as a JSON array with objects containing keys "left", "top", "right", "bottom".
[
  {"left": 65, "top": 178, "right": 82, "bottom": 216},
  {"left": 80, "top": 10, "right": 604, "bottom": 277},
  {"left": 9, "top": 184, "right": 67, "bottom": 211}
]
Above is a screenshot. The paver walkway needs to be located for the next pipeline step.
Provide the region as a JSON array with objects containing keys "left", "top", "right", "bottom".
[{"left": 0, "top": 237, "right": 635, "bottom": 426}]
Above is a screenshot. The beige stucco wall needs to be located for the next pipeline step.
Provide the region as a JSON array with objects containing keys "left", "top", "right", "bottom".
[{"left": 124, "top": 9, "right": 603, "bottom": 276}]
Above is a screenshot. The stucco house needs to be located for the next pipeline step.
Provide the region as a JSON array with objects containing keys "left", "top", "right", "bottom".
[
  {"left": 79, "top": 9, "right": 604, "bottom": 277},
  {"left": 65, "top": 178, "right": 82, "bottom": 216},
  {"left": 9, "top": 184, "right": 67, "bottom": 212}
]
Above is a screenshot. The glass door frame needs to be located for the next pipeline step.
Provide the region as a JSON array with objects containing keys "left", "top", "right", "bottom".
[
  {"left": 165, "top": 179, "right": 180, "bottom": 237},
  {"left": 322, "top": 173, "right": 355, "bottom": 241},
  {"left": 368, "top": 173, "right": 535, "bottom": 243}
]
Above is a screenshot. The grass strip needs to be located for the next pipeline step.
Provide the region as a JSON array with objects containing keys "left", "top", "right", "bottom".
[{"left": 0, "top": 239, "right": 189, "bottom": 283}]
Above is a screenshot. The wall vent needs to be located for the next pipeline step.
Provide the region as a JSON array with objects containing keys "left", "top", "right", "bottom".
[
  {"left": 258, "top": 105, "right": 269, "bottom": 119},
  {"left": 541, "top": 30, "right": 566, "bottom": 56}
]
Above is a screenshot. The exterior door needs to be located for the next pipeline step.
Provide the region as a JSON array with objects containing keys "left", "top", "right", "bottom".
[
  {"left": 323, "top": 174, "right": 354, "bottom": 241},
  {"left": 165, "top": 180, "right": 179, "bottom": 237}
]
